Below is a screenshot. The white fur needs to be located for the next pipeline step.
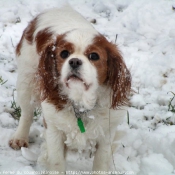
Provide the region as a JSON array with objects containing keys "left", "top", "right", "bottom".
[
  {"left": 38, "top": 90, "right": 126, "bottom": 173},
  {"left": 9, "top": 5, "right": 127, "bottom": 174},
  {"left": 35, "top": 6, "right": 98, "bottom": 39}
]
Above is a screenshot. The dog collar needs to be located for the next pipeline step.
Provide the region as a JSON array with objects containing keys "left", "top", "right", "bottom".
[
  {"left": 72, "top": 104, "right": 89, "bottom": 133},
  {"left": 77, "top": 118, "right": 85, "bottom": 133}
]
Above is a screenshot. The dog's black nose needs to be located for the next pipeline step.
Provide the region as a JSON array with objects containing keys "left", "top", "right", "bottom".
[{"left": 69, "top": 58, "right": 82, "bottom": 69}]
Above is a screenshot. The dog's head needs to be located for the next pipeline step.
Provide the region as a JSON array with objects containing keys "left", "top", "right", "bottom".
[{"left": 36, "top": 28, "right": 131, "bottom": 110}]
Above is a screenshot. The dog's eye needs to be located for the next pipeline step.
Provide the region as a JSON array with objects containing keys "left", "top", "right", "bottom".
[
  {"left": 88, "top": 52, "right": 99, "bottom": 61},
  {"left": 60, "top": 50, "right": 70, "bottom": 59}
]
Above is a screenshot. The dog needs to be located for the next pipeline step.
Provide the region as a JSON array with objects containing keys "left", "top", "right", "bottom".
[{"left": 9, "top": 5, "right": 131, "bottom": 173}]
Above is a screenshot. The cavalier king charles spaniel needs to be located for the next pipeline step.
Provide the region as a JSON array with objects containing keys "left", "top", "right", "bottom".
[{"left": 9, "top": 5, "right": 131, "bottom": 174}]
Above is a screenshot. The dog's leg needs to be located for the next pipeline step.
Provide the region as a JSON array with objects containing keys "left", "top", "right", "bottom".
[
  {"left": 45, "top": 125, "right": 66, "bottom": 174},
  {"left": 93, "top": 139, "right": 111, "bottom": 175},
  {"left": 9, "top": 74, "right": 35, "bottom": 150}
]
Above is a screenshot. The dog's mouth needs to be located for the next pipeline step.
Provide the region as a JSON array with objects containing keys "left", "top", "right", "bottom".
[
  {"left": 66, "top": 73, "right": 90, "bottom": 90},
  {"left": 67, "top": 74, "right": 83, "bottom": 82}
]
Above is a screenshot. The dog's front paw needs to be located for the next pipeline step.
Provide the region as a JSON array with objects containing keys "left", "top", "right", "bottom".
[{"left": 9, "top": 137, "right": 28, "bottom": 150}]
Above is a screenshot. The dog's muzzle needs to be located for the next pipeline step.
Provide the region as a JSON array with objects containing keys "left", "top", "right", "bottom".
[{"left": 69, "top": 58, "right": 82, "bottom": 70}]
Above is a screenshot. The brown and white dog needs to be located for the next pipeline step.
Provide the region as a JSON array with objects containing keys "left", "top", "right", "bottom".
[{"left": 9, "top": 5, "right": 131, "bottom": 173}]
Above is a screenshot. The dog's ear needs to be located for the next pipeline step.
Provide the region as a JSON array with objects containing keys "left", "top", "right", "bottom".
[
  {"left": 37, "top": 43, "right": 58, "bottom": 97},
  {"left": 35, "top": 29, "right": 57, "bottom": 94},
  {"left": 37, "top": 43, "right": 66, "bottom": 109},
  {"left": 106, "top": 42, "right": 131, "bottom": 109}
]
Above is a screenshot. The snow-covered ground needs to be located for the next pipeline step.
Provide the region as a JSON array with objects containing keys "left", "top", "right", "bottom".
[{"left": 0, "top": 0, "right": 175, "bottom": 174}]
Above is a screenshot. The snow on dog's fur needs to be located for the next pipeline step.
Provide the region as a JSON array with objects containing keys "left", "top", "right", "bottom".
[{"left": 9, "top": 5, "right": 131, "bottom": 173}]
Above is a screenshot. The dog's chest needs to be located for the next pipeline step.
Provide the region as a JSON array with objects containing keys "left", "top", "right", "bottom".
[{"left": 54, "top": 108, "right": 107, "bottom": 151}]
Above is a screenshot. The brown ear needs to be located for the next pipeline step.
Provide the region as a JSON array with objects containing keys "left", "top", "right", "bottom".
[
  {"left": 38, "top": 43, "right": 58, "bottom": 92},
  {"left": 37, "top": 43, "right": 66, "bottom": 110},
  {"left": 106, "top": 43, "right": 131, "bottom": 109}
]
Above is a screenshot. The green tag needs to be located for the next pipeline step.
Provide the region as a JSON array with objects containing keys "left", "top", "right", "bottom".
[{"left": 77, "top": 118, "right": 85, "bottom": 133}]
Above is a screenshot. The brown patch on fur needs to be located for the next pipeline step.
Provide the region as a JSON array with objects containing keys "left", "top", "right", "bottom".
[
  {"left": 89, "top": 35, "right": 131, "bottom": 109},
  {"left": 16, "top": 17, "right": 38, "bottom": 56},
  {"left": 95, "top": 143, "right": 98, "bottom": 150},
  {"left": 85, "top": 41, "right": 108, "bottom": 84},
  {"left": 55, "top": 36, "right": 75, "bottom": 73},
  {"left": 35, "top": 28, "right": 53, "bottom": 54},
  {"left": 43, "top": 118, "right": 47, "bottom": 129},
  {"left": 36, "top": 34, "right": 74, "bottom": 110}
]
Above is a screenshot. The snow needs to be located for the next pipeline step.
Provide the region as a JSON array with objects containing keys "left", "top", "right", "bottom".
[
  {"left": 0, "top": 0, "right": 175, "bottom": 174},
  {"left": 21, "top": 147, "right": 38, "bottom": 162},
  {"left": 140, "top": 154, "right": 174, "bottom": 175}
]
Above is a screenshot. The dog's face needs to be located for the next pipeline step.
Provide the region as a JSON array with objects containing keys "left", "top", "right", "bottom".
[
  {"left": 37, "top": 29, "right": 131, "bottom": 110},
  {"left": 57, "top": 30, "right": 108, "bottom": 109},
  {"left": 60, "top": 29, "right": 107, "bottom": 86}
]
